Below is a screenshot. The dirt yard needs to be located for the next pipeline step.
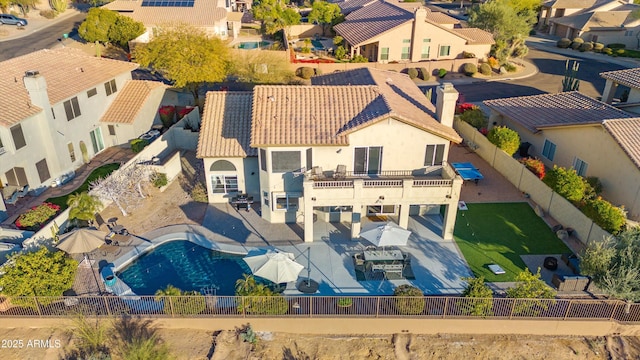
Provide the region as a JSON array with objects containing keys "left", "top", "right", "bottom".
[{"left": 1, "top": 326, "right": 640, "bottom": 360}]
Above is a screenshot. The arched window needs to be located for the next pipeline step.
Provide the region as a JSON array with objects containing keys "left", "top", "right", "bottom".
[{"left": 210, "top": 160, "right": 238, "bottom": 194}]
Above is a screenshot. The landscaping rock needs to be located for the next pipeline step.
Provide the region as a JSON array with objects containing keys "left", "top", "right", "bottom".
[{"left": 534, "top": 205, "right": 544, "bottom": 217}]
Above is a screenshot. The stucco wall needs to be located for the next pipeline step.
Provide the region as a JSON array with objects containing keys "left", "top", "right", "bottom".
[{"left": 288, "top": 24, "right": 325, "bottom": 39}]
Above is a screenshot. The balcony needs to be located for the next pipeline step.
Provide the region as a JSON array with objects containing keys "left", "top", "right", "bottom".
[{"left": 303, "top": 165, "right": 462, "bottom": 205}]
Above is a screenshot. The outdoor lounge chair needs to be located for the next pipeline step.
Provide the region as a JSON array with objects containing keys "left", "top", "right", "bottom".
[
  {"left": 16, "top": 185, "right": 29, "bottom": 198},
  {"left": 4, "top": 191, "right": 18, "bottom": 205},
  {"left": 310, "top": 166, "right": 324, "bottom": 180},
  {"left": 94, "top": 213, "right": 111, "bottom": 231},
  {"left": 333, "top": 165, "right": 346, "bottom": 179}
]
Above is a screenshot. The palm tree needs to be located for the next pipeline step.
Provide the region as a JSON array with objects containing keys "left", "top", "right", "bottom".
[
  {"left": 67, "top": 192, "right": 103, "bottom": 224},
  {"left": 235, "top": 274, "right": 258, "bottom": 296},
  {"left": 154, "top": 285, "right": 182, "bottom": 300}
]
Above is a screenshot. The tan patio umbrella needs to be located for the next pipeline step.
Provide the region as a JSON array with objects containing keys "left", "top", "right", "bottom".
[
  {"left": 359, "top": 222, "right": 411, "bottom": 249},
  {"left": 56, "top": 228, "right": 107, "bottom": 254}
]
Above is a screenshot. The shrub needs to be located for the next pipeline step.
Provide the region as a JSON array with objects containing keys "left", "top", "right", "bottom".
[
  {"left": 462, "top": 51, "right": 476, "bottom": 58},
  {"left": 393, "top": 284, "right": 424, "bottom": 315},
  {"left": 519, "top": 157, "right": 545, "bottom": 179},
  {"left": 407, "top": 67, "right": 419, "bottom": 79},
  {"left": 579, "top": 42, "right": 594, "bottom": 52},
  {"left": 235, "top": 275, "right": 288, "bottom": 315},
  {"left": 584, "top": 176, "right": 603, "bottom": 200},
  {"left": 570, "top": 37, "right": 584, "bottom": 50},
  {"left": 350, "top": 55, "right": 368, "bottom": 63},
  {"left": 438, "top": 68, "right": 447, "bottom": 78},
  {"left": 593, "top": 42, "right": 605, "bottom": 52},
  {"left": 130, "top": 138, "right": 149, "bottom": 153},
  {"left": 503, "top": 63, "right": 517, "bottom": 72},
  {"left": 460, "top": 277, "right": 494, "bottom": 317},
  {"left": 607, "top": 43, "right": 626, "bottom": 49},
  {"left": 301, "top": 46, "right": 311, "bottom": 54},
  {"left": 460, "top": 108, "right": 488, "bottom": 130},
  {"left": 616, "top": 49, "right": 625, "bottom": 55},
  {"left": 461, "top": 63, "right": 477, "bottom": 76},
  {"left": 487, "top": 126, "right": 520, "bottom": 156},
  {"left": 190, "top": 182, "right": 208, "bottom": 202},
  {"left": 334, "top": 45, "right": 346, "bottom": 60},
  {"left": 603, "top": 47, "right": 613, "bottom": 55},
  {"left": 487, "top": 57, "right": 499, "bottom": 68},
  {"left": 543, "top": 165, "right": 586, "bottom": 202},
  {"left": 512, "top": 44, "right": 528, "bottom": 58},
  {"left": 298, "top": 67, "right": 315, "bottom": 79},
  {"left": 478, "top": 63, "right": 492, "bottom": 76},
  {"left": 418, "top": 67, "right": 430, "bottom": 81},
  {"left": 456, "top": 103, "right": 477, "bottom": 114},
  {"left": 155, "top": 286, "right": 206, "bottom": 315},
  {"left": 582, "top": 197, "right": 626, "bottom": 234},
  {"left": 158, "top": 105, "right": 175, "bottom": 128},
  {"left": 15, "top": 202, "right": 60, "bottom": 230},
  {"left": 506, "top": 269, "right": 556, "bottom": 315},
  {"left": 39, "top": 9, "right": 57, "bottom": 19},
  {"left": 151, "top": 172, "right": 168, "bottom": 188}
]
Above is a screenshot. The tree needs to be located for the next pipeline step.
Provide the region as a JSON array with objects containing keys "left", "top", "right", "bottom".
[
  {"left": 562, "top": 60, "right": 580, "bottom": 92},
  {"left": 506, "top": 268, "right": 556, "bottom": 315},
  {"left": 393, "top": 284, "right": 425, "bottom": 315},
  {"left": 468, "top": 0, "right": 535, "bottom": 62},
  {"left": 231, "top": 50, "right": 295, "bottom": 84},
  {"left": 0, "top": 247, "right": 77, "bottom": 306},
  {"left": 134, "top": 24, "right": 231, "bottom": 104},
  {"left": 50, "top": 0, "right": 68, "bottom": 13},
  {"left": 78, "top": 8, "right": 118, "bottom": 44},
  {"left": 0, "top": 0, "right": 10, "bottom": 14},
  {"left": 582, "top": 197, "right": 627, "bottom": 234},
  {"left": 460, "top": 276, "right": 494, "bottom": 317},
  {"left": 487, "top": 126, "right": 520, "bottom": 156},
  {"left": 108, "top": 15, "right": 146, "bottom": 49},
  {"left": 90, "top": 172, "right": 133, "bottom": 216},
  {"left": 252, "top": 0, "right": 301, "bottom": 36},
  {"left": 308, "top": 0, "right": 342, "bottom": 36},
  {"left": 12, "top": 0, "right": 38, "bottom": 15},
  {"left": 543, "top": 165, "right": 586, "bottom": 202},
  {"left": 67, "top": 192, "right": 103, "bottom": 223}
]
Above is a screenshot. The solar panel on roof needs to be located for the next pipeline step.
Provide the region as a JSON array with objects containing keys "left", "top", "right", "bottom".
[{"left": 140, "top": 0, "right": 194, "bottom": 6}]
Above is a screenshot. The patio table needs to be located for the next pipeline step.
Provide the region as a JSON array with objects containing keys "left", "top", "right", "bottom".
[
  {"left": 451, "top": 162, "right": 484, "bottom": 184},
  {"left": 363, "top": 249, "right": 403, "bottom": 262}
]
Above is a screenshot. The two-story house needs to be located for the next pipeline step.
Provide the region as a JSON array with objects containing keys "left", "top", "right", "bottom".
[
  {"left": 332, "top": 0, "right": 494, "bottom": 62},
  {"left": 197, "top": 68, "right": 464, "bottom": 243}
]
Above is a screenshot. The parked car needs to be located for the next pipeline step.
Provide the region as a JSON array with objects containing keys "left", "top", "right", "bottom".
[{"left": 0, "top": 14, "right": 27, "bottom": 26}]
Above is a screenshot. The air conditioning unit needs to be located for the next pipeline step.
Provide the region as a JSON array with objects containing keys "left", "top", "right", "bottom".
[{"left": 24, "top": 70, "right": 40, "bottom": 77}]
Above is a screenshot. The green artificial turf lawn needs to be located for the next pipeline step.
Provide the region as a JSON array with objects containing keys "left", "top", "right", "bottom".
[
  {"left": 454, "top": 202, "right": 571, "bottom": 282},
  {"left": 45, "top": 163, "right": 120, "bottom": 210}
]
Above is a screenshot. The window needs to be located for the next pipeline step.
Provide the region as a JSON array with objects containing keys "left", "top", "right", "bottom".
[
  {"left": 402, "top": 39, "right": 411, "bottom": 43},
  {"left": 380, "top": 47, "right": 389, "bottom": 61},
  {"left": 274, "top": 193, "right": 299, "bottom": 211},
  {"left": 35, "top": 158, "right": 50, "bottom": 183},
  {"left": 401, "top": 46, "right": 410, "bottom": 60},
  {"left": 625, "top": 30, "right": 633, "bottom": 37},
  {"left": 272, "top": 151, "right": 301, "bottom": 173},
  {"left": 263, "top": 191, "right": 269, "bottom": 206},
  {"left": 87, "top": 88, "right": 97, "bottom": 97},
  {"left": 260, "top": 149, "right": 267, "bottom": 171},
  {"left": 108, "top": 125, "right": 116, "bottom": 136},
  {"left": 306, "top": 148, "right": 313, "bottom": 171},
  {"left": 5, "top": 167, "right": 27, "bottom": 186},
  {"left": 542, "top": 139, "right": 556, "bottom": 161},
  {"left": 64, "top": 97, "right": 81, "bottom": 121},
  {"left": 0, "top": 136, "right": 4, "bottom": 155},
  {"left": 439, "top": 45, "right": 451, "bottom": 57},
  {"left": 90, "top": 128, "right": 104, "bottom": 154},
  {"left": 10, "top": 124, "right": 26, "bottom": 150},
  {"left": 423, "top": 38, "right": 431, "bottom": 43},
  {"left": 67, "top": 142, "right": 76, "bottom": 162},
  {"left": 424, "top": 144, "right": 445, "bottom": 166},
  {"left": 104, "top": 79, "right": 117, "bottom": 96},
  {"left": 211, "top": 175, "right": 238, "bottom": 193},
  {"left": 354, "top": 146, "right": 382, "bottom": 175},
  {"left": 366, "top": 205, "right": 396, "bottom": 216},
  {"left": 421, "top": 45, "right": 430, "bottom": 59},
  {"left": 573, "top": 158, "right": 588, "bottom": 177}
]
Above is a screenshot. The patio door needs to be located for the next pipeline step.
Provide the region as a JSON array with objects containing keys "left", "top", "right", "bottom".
[
  {"left": 5, "top": 167, "right": 27, "bottom": 186},
  {"left": 90, "top": 128, "right": 104, "bottom": 154},
  {"left": 354, "top": 146, "right": 382, "bottom": 175}
]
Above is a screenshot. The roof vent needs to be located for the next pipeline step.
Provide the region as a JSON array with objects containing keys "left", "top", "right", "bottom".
[{"left": 25, "top": 70, "right": 39, "bottom": 77}]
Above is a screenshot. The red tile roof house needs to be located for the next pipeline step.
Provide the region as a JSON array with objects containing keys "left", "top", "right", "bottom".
[
  {"left": 0, "top": 48, "right": 180, "bottom": 221},
  {"left": 484, "top": 91, "right": 640, "bottom": 221},
  {"left": 197, "top": 68, "right": 465, "bottom": 242},
  {"left": 332, "top": 0, "right": 494, "bottom": 63}
]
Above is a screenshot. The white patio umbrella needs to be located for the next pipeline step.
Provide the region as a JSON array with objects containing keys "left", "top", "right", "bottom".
[
  {"left": 243, "top": 250, "right": 304, "bottom": 284},
  {"left": 359, "top": 222, "right": 411, "bottom": 249}
]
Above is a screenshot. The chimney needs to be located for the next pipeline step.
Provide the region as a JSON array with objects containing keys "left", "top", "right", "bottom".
[
  {"left": 22, "top": 70, "right": 50, "bottom": 110},
  {"left": 436, "top": 82, "right": 458, "bottom": 128}
]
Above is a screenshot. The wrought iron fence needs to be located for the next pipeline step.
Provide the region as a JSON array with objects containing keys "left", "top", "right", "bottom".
[{"left": 1, "top": 295, "right": 638, "bottom": 322}]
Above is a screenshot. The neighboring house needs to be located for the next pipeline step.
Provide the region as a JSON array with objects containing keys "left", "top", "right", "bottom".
[
  {"left": 103, "top": 0, "right": 244, "bottom": 43},
  {"left": 0, "top": 48, "right": 137, "bottom": 204},
  {"left": 197, "top": 68, "right": 464, "bottom": 243},
  {"left": 601, "top": 67, "right": 640, "bottom": 114},
  {"left": 538, "top": 0, "right": 596, "bottom": 28},
  {"left": 545, "top": 0, "right": 640, "bottom": 47},
  {"left": 99, "top": 80, "right": 179, "bottom": 147},
  {"left": 484, "top": 91, "right": 640, "bottom": 221},
  {"left": 332, "top": 0, "right": 494, "bottom": 62}
]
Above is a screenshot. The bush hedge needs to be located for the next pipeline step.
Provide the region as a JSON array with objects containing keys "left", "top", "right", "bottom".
[
  {"left": 459, "top": 108, "right": 488, "bottom": 130},
  {"left": 151, "top": 172, "right": 168, "bottom": 188},
  {"left": 462, "top": 63, "right": 477, "bottom": 76},
  {"left": 130, "top": 138, "right": 149, "bottom": 153},
  {"left": 438, "top": 68, "right": 447, "bottom": 78},
  {"left": 519, "top": 157, "right": 545, "bottom": 180},
  {"left": 582, "top": 197, "right": 626, "bottom": 234},
  {"left": 503, "top": 63, "right": 517, "bottom": 72},
  {"left": 543, "top": 166, "right": 586, "bottom": 202},
  {"left": 407, "top": 67, "right": 419, "bottom": 79},
  {"left": 418, "top": 67, "right": 430, "bottom": 81},
  {"left": 570, "top": 37, "right": 584, "bottom": 50},
  {"left": 298, "top": 67, "right": 315, "bottom": 79},
  {"left": 487, "top": 126, "right": 520, "bottom": 156},
  {"left": 478, "top": 63, "right": 492, "bottom": 76},
  {"left": 593, "top": 42, "right": 605, "bottom": 52},
  {"left": 463, "top": 51, "right": 476, "bottom": 58},
  {"left": 579, "top": 42, "right": 594, "bottom": 52},
  {"left": 394, "top": 285, "right": 425, "bottom": 315},
  {"left": 557, "top": 38, "right": 572, "bottom": 48},
  {"left": 607, "top": 43, "right": 626, "bottom": 49}
]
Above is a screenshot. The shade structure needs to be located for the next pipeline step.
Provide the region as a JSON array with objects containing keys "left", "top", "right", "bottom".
[
  {"left": 56, "top": 228, "right": 107, "bottom": 254},
  {"left": 243, "top": 250, "right": 304, "bottom": 284},
  {"left": 359, "top": 222, "right": 411, "bottom": 248}
]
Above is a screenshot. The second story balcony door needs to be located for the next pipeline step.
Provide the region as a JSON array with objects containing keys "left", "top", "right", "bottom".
[{"left": 354, "top": 146, "right": 382, "bottom": 175}]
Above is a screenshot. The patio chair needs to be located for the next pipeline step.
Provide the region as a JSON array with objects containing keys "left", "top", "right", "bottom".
[
  {"left": 16, "top": 184, "right": 29, "bottom": 198},
  {"left": 311, "top": 166, "right": 324, "bottom": 180},
  {"left": 333, "top": 165, "right": 346, "bottom": 179},
  {"left": 94, "top": 213, "right": 111, "bottom": 231},
  {"left": 353, "top": 253, "right": 365, "bottom": 266},
  {"left": 4, "top": 191, "right": 18, "bottom": 205}
]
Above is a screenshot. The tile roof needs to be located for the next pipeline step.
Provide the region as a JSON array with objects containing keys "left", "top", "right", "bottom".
[
  {"left": 0, "top": 48, "right": 138, "bottom": 128},
  {"left": 334, "top": 0, "right": 413, "bottom": 45},
  {"left": 552, "top": 10, "right": 631, "bottom": 31},
  {"left": 600, "top": 67, "right": 640, "bottom": 89},
  {"left": 198, "top": 91, "right": 256, "bottom": 158},
  {"left": 311, "top": 68, "right": 461, "bottom": 142},
  {"left": 103, "top": 0, "right": 228, "bottom": 27},
  {"left": 544, "top": 0, "right": 596, "bottom": 8},
  {"left": 333, "top": 0, "right": 377, "bottom": 14},
  {"left": 100, "top": 80, "right": 168, "bottom": 124},
  {"left": 424, "top": 11, "right": 460, "bottom": 24},
  {"left": 602, "top": 118, "right": 640, "bottom": 170},
  {"left": 484, "top": 91, "right": 633, "bottom": 133},
  {"left": 452, "top": 28, "right": 495, "bottom": 44}
]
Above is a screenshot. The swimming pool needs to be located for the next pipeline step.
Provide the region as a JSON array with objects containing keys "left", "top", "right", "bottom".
[
  {"left": 237, "top": 41, "right": 271, "bottom": 50},
  {"left": 117, "top": 240, "right": 250, "bottom": 296}
]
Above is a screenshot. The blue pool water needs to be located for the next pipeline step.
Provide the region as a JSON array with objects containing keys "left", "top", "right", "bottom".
[
  {"left": 237, "top": 41, "right": 271, "bottom": 49},
  {"left": 117, "top": 240, "right": 250, "bottom": 296}
]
